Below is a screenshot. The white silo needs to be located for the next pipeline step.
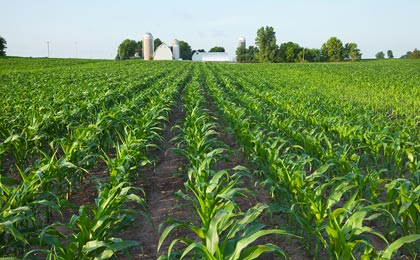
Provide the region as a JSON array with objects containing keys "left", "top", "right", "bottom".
[
  {"left": 172, "top": 39, "right": 180, "bottom": 60},
  {"left": 238, "top": 36, "right": 246, "bottom": 49},
  {"left": 143, "top": 32, "right": 154, "bottom": 60}
]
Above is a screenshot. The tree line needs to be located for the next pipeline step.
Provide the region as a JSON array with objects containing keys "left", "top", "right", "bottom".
[
  {"left": 376, "top": 49, "right": 420, "bottom": 59},
  {"left": 236, "top": 26, "right": 420, "bottom": 63},
  {"left": 236, "top": 26, "right": 362, "bottom": 63}
]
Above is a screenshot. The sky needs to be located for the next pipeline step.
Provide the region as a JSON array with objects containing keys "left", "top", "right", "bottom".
[{"left": 1, "top": 0, "right": 419, "bottom": 59}]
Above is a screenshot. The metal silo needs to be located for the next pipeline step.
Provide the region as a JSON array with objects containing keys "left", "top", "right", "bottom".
[
  {"left": 238, "top": 36, "right": 246, "bottom": 49},
  {"left": 172, "top": 39, "right": 180, "bottom": 60},
  {"left": 143, "top": 32, "right": 154, "bottom": 60}
]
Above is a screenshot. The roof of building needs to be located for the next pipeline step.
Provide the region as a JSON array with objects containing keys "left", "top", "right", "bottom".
[{"left": 154, "top": 43, "right": 173, "bottom": 60}]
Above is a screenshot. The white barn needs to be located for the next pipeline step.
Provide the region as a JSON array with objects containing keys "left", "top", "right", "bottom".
[
  {"left": 154, "top": 43, "right": 173, "bottom": 60},
  {"left": 152, "top": 39, "right": 181, "bottom": 61},
  {"left": 192, "top": 52, "right": 230, "bottom": 62}
]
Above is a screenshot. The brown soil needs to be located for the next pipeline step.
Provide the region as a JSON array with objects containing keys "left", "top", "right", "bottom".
[{"left": 117, "top": 101, "right": 192, "bottom": 259}]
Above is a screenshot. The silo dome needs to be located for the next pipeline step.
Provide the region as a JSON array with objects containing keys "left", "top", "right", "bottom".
[
  {"left": 172, "top": 39, "right": 180, "bottom": 60},
  {"left": 143, "top": 32, "right": 153, "bottom": 40},
  {"left": 143, "top": 32, "right": 154, "bottom": 60},
  {"left": 238, "top": 36, "right": 246, "bottom": 49}
]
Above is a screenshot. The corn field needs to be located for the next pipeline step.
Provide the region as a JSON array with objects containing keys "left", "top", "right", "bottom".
[{"left": 1, "top": 57, "right": 419, "bottom": 259}]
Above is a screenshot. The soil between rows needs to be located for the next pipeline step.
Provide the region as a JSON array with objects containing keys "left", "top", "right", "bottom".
[{"left": 120, "top": 94, "right": 310, "bottom": 259}]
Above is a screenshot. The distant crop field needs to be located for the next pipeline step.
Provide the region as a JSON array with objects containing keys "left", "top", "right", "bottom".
[{"left": 1, "top": 58, "right": 419, "bottom": 259}]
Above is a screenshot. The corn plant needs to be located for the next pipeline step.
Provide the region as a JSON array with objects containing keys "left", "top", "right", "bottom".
[
  {"left": 159, "top": 74, "right": 295, "bottom": 259},
  {"left": 36, "top": 181, "right": 146, "bottom": 259}
]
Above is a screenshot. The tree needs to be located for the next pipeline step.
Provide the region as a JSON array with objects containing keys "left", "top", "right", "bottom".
[
  {"left": 236, "top": 45, "right": 247, "bottom": 62},
  {"left": 247, "top": 46, "right": 257, "bottom": 62},
  {"left": 303, "top": 48, "right": 322, "bottom": 62},
  {"left": 343, "top": 43, "right": 362, "bottom": 61},
  {"left": 209, "top": 46, "right": 225, "bottom": 52},
  {"left": 197, "top": 49, "right": 205, "bottom": 53},
  {"left": 179, "top": 40, "right": 193, "bottom": 60},
  {"left": 408, "top": 48, "right": 420, "bottom": 59},
  {"left": 321, "top": 37, "right": 344, "bottom": 62},
  {"left": 236, "top": 45, "right": 256, "bottom": 63},
  {"left": 255, "top": 26, "right": 278, "bottom": 62},
  {"left": 278, "top": 42, "right": 301, "bottom": 62},
  {"left": 118, "top": 39, "right": 137, "bottom": 60},
  {"left": 0, "top": 35, "right": 6, "bottom": 56},
  {"left": 375, "top": 51, "right": 385, "bottom": 59},
  {"left": 154, "top": 38, "right": 163, "bottom": 50},
  {"left": 387, "top": 50, "right": 394, "bottom": 59}
]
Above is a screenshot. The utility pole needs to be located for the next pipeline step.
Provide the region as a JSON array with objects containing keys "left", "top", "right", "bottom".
[{"left": 46, "top": 41, "right": 50, "bottom": 58}]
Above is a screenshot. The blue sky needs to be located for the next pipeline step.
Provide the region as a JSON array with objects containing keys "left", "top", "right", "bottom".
[{"left": 2, "top": 0, "right": 419, "bottom": 59}]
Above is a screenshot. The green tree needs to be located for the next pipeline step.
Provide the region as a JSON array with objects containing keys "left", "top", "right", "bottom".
[
  {"left": 387, "top": 50, "right": 394, "bottom": 59},
  {"left": 303, "top": 48, "right": 322, "bottom": 62},
  {"left": 278, "top": 41, "right": 301, "bottom": 62},
  {"left": 179, "top": 40, "right": 193, "bottom": 60},
  {"left": 154, "top": 38, "right": 163, "bottom": 50},
  {"left": 247, "top": 46, "right": 257, "bottom": 62},
  {"left": 321, "top": 37, "right": 344, "bottom": 62},
  {"left": 408, "top": 48, "right": 420, "bottom": 59},
  {"left": 375, "top": 51, "right": 385, "bottom": 59},
  {"left": 236, "top": 45, "right": 247, "bottom": 62},
  {"left": 343, "top": 43, "right": 362, "bottom": 61},
  {"left": 0, "top": 35, "right": 6, "bottom": 56},
  {"left": 255, "top": 26, "right": 277, "bottom": 62},
  {"left": 118, "top": 39, "right": 137, "bottom": 60},
  {"left": 209, "top": 46, "right": 225, "bottom": 52},
  {"left": 236, "top": 45, "right": 256, "bottom": 63}
]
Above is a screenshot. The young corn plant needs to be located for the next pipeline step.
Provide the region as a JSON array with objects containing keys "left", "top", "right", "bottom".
[
  {"left": 159, "top": 78, "right": 295, "bottom": 259},
  {"left": 37, "top": 181, "right": 146, "bottom": 259},
  {"left": 0, "top": 167, "right": 61, "bottom": 256}
]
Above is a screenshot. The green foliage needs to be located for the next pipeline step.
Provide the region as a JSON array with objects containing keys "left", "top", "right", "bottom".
[
  {"left": 117, "top": 39, "right": 137, "bottom": 60},
  {"left": 203, "top": 59, "right": 420, "bottom": 259},
  {"left": 0, "top": 35, "right": 6, "bottom": 56},
  {"left": 154, "top": 38, "right": 163, "bottom": 51},
  {"left": 179, "top": 40, "right": 193, "bottom": 60},
  {"left": 209, "top": 46, "right": 225, "bottom": 52},
  {"left": 387, "top": 50, "right": 394, "bottom": 59},
  {"left": 158, "top": 71, "right": 294, "bottom": 259},
  {"left": 322, "top": 36, "right": 344, "bottom": 62},
  {"left": 236, "top": 46, "right": 256, "bottom": 63},
  {"left": 343, "top": 42, "right": 362, "bottom": 61},
  {"left": 255, "top": 26, "right": 277, "bottom": 62},
  {"left": 406, "top": 48, "right": 420, "bottom": 59},
  {"left": 376, "top": 51, "right": 385, "bottom": 59},
  {"left": 278, "top": 41, "right": 302, "bottom": 62},
  {"left": 303, "top": 48, "right": 322, "bottom": 62},
  {"left": 2, "top": 58, "right": 420, "bottom": 259}
]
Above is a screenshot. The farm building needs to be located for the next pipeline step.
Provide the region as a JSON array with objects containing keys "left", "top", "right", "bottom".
[
  {"left": 154, "top": 39, "right": 181, "bottom": 60},
  {"left": 154, "top": 43, "right": 173, "bottom": 60},
  {"left": 143, "top": 32, "right": 181, "bottom": 60},
  {"left": 192, "top": 51, "right": 230, "bottom": 62}
]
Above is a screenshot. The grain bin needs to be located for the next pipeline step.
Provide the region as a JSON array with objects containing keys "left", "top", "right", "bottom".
[
  {"left": 143, "top": 32, "right": 154, "bottom": 60},
  {"left": 238, "top": 36, "right": 246, "bottom": 49},
  {"left": 172, "top": 39, "right": 180, "bottom": 60}
]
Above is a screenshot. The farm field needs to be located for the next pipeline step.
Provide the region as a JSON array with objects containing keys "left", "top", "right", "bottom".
[{"left": 1, "top": 57, "right": 420, "bottom": 259}]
